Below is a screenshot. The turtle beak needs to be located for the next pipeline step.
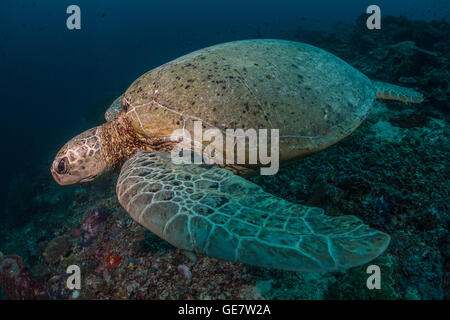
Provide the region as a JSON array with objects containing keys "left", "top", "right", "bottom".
[
  {"left": 51, "top": 168, "right": 62, "bottom": 184},
  {"left": 51, "top": 169, "right": 80, "bottom": 186}
]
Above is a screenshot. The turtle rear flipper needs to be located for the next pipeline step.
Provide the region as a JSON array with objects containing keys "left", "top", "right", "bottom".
[
  {"left": 373, "top": 81, "right": 423, "bottom": 103},
  {"left": 117, "top": 151, "right": 390, "bottom": 272}
]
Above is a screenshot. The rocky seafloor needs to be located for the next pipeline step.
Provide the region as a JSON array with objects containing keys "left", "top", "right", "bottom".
[{"left": 0, "top": 16, "right": 448, "bottom": 300}]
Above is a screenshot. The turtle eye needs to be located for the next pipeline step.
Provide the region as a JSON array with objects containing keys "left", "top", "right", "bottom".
[{"left": 56, "top": 157, "right": 68, "bottom": 174}]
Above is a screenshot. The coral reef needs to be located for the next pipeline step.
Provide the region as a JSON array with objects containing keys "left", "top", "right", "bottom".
[{"left": 81, "top": 208, "right": 109, "bottom": 247}]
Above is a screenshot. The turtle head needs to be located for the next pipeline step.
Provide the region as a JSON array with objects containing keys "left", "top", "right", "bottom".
[{"left": 51, "top": 127, "right": 108, "bottom": 185}]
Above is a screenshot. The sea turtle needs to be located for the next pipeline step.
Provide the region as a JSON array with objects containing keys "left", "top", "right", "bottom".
[{"left": 51, "top": 39, "right": 423, "bottom": 272}]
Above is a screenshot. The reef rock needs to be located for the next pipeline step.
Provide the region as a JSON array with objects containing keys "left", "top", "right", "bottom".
[
  {"left": 43, "top": 235, "right": 71, "bottom": 264},
  {"left": 0, "top": 255, "right": 42, "bottom": 299}
]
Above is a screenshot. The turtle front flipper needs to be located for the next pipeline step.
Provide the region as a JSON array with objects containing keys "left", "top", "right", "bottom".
[
  {"left": 117, "top": 151, "right": 390, "bottom": 272},
  {"left": 105, "top": 95, "right": 123, "bottom": 122},
  {"left": 373, "top": 81, "right": 423, "bottom": 103}
]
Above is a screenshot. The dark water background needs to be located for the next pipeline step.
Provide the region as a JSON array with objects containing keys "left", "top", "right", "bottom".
[{"left": 0, "top": 0, "right": 448, "bottom": 224}]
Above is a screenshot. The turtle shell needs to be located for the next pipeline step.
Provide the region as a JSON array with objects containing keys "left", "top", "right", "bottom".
[{"left": 123, "top": 39, "right": 375, "bottom": 163}]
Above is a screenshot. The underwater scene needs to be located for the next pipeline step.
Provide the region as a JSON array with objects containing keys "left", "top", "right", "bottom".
[{"left": 0, "top": 0, "right": 448, "bottom": 301}]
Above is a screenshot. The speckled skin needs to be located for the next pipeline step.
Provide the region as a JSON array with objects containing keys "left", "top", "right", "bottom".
[
  {"left": 373, "top": 81, "right": 423, "bottom": 103},
  {"left": 51, "top": 117, "right": 149, "bottom": 185},
  {"left": 123, "top": 39, "right": 376, "bottom": 164},
  {"left": 51, "top": 127, "right": 106, "bottom": 184}
]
